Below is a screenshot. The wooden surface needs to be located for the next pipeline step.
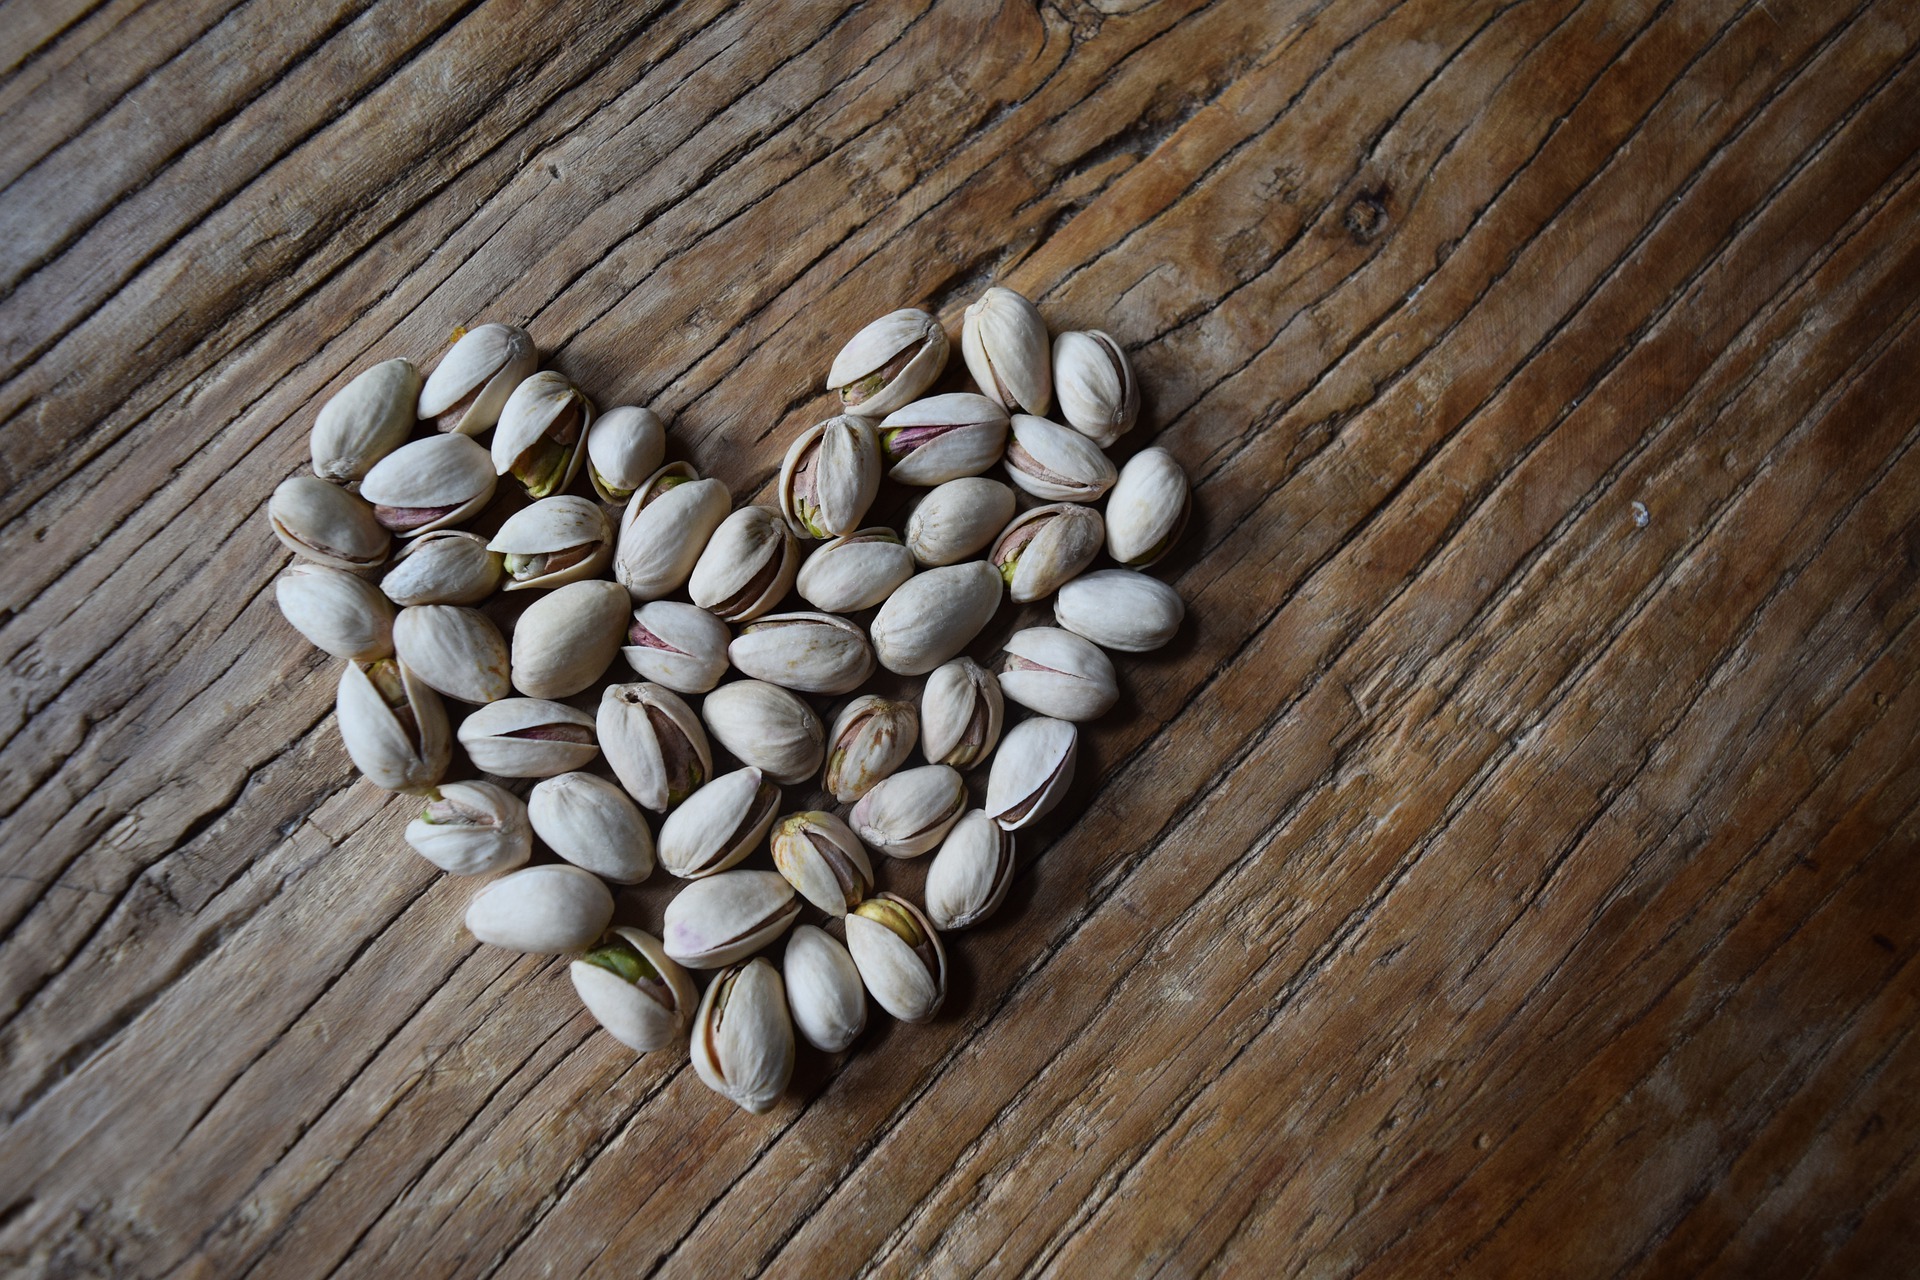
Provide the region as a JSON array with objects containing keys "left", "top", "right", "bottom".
[{"left": 4, "top": 0, "right": 1919, "bottom": 1274}]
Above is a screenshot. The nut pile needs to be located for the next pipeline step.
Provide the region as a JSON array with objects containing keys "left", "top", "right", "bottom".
[{"left": 269, "top": 288, "right": 1190, "bottom": 1114}]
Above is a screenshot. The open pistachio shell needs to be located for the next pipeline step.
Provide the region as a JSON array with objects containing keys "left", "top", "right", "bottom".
[
  {"left": 779, "top": 415, "right": 882, "bottom": 539},
  {"left": 690, "top": 958, "right": 794, "bottom": 1114},
  {"left": 997, "top": 627, "right": 1119, "bottom": 721},
  {"left": 961, "top": 286, "right": 1050, "bottom": 415},
  {"left": 919, "top": 656, "right": 1003, "bottom": 769},
  {"left": 381, "top": 530, "right": 503, "bottom": 606},
  {"left": 598, "top": 682, "right": 712, "bottom": 813},
  {"left": 1003, "top": 414, "right": 1116, "bottom": 504},
  {"left": 983, "top": 716, "right": 1077, "bottom": 832},
  {"left": 662, "top": 869, "right": 801, "bottom": 969},
  {"left": 845, "top": 893, "right": 946, "bottom": 1023},
  {"left": 878, "top": 393, "right": 1010, "bottom": 486},
  {"left": 689, "top": 506, "right": 798, "bottom": 623},
  {"left": 822, "top": 695, "right": 917, "bottom": 804},
  {"left": 456, "top": 698, "right": 598, "bottom": 776},
  {"left": 656, "top": 767, "right": 780, "bottom": 879},
  {"left": 990, "top": 503, "right": 1104, "bottom": 604},
  {"left": 570, "top": 927, "right": 697, "bottom": 1053},
  {"left": 586, "top": 406, "right": 667, "bottom": 503},
  {"left": 336, "top": 658, "right": 449, "bottom": 794},
  {"left": 358, "top": 433, "right": 497, "bottom": 536},
  {"left": 623, "top": 600, "right": 731, "bottom": 694},
  {"left": 615, "top": 464, "right": 732, "bottom": 601},
  {"left": 828, "top": 308, "right": 948, "bottom": 417},
  {"left": 418, "top": 323, "right": 537, "bottom": 435},
  {"left": 770, "top": 811, "right": 873, "bottom": 917},
  {"left": 848, "top": 764, "right": 966, "bottom": 859},
  {"left": 924, "top": 809, "right": 1016, "bottom": 929},
  {"left": 492, "top": 370, "right": 593, "bottom": 499},
  {"left": 269, "top": 475, "right": 389, "bottom": 570},
  {"left": 488, "top": 495, "right": 614, "bottom": 591},
  {"left": 404, "top": 780, "right": 531, "bottom": 876}
]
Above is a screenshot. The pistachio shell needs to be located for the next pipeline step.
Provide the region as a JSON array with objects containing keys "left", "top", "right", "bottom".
[
  {"left": 492, "top": 370, "right": 593, "bottom": 499},
  {"left": 690, "top": 958, "right": 794, "bottom": 1114},
  {"left": 464, "top": 864, "right": 614, "bottom": 954},
  {"left": 570, "top": 927, "right": 697, "bottom": 1052},
  {"left": 701, "top": 680, "right": 824, "bottom": 786},
  {"left": 404, "top": 780, "right": 531, "bottom": 876},
  {"left": 924, "top": 810, "right": 1016, "bottom": 929},
  {"left": 358, "top": 433, "right": 498, "bottom": 536},
  {"left": 392, "top": 605, "right": 511, "bottom": 704},
  {"left": 623, "top": 600, "right": 731, "bottom": 694},
  {"left": 662, "top": 869, "right": 801, "bottom": 969},
  {"left": 418, "top": 323, "right": 537, "bottom": 434},
  {"left": 983, "top": 716, "right": 1077, "bottom": 832},
  {"left": 457, "top": 698, "right": 598, "bottom": 776},
  {"left": 598, "top": 683, "right": 713, "bottom": 813},
  {"left": 656, "top": 767, "right": 779, "bottom": 879},
  {"left": 905, "top": 477, "right": 1017, "bottom": 567},
  {"left": 310, "top": 359, "right": 420, "bottom": 481},
  {"left": 821, "top": 695, "right": 917, "bottom": 804},
  {"left": 381, "top": 530, "right": 503, "bottom": 606},
  {"left": 997, "top": 627, "right": 1118, "bottom": 721},
  {"left": 336, "top": 658, "right": 449, "bottom": 794},
  {"left": 1051, "top": 330, "right": 1137, "bottom": 447},
  {"left": 528, "top": 772, "right": 656, "bottom": 883},
  {"left": 869, "top": 561, "right": 1003, "bottom": 676},
  {"left": 794, "top": 528, "right": 915, "bottom": 613},
  {"left": 727, "top": 612, "right": 875, "bottom": 695},
  {"left": 275, "top": 564, "right": 394, "bottom": 660},
  {"left": 779, "top": 415, "right": 881, "bottom": 539},
  {"left": 269, "top": 475, "right": 390, "bottom": 570},
  {"left": 1003, "top": 414, "right": 1116, "bottom": 503},
  {"left": 990, "top": 503, "right": 1104, "bottom": 603},
  {"left": 845, "top": 894, "right": 946, "bottom": 1023},
  {"left": 615, "top": 464, "right": 732, "bottom": 600},
  {"left": 848, "top": 764, "right": 966, "bottom": 859},
  {"left": 511, "top": 580, "right": 627, "bottom": 698},
  {"left": 919, "top": 656, "right": 1004, "bottom": 769},
  {"left": 828, "top": 308, "right": 949, "bottom": 417},
  {"left": 1054, "top": 569, "right": 1185, "bottom": 652},
  {"left": 769, "top": 811, "right": 873, "bottom": 916},
  {"left": 689, "top": 506, "right": 798, "bottom": 623},
  {"left": 783, "top": 925, "right": 867, "bottom": 1053},
  {"left": 586, "top": 406, "right": 667, "bottom": 503},
  {"left": 1104, "top": 447, "right": 1190, "bottom": 567},
  {"left": 488, "top": 496, "right": 614, "bottom": 590},
  {"left": 961, "top": 286, "right": 1051, "bottom": 415},
  {"left": 878, "top": 393, "right": 1010, "bottom": 486}
]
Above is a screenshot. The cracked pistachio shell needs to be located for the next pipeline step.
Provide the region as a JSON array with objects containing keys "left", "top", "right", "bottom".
[
  {"left": 822, "top": 695, "right": 917, "bottom": 804},
  {"left": 925, "top": 809, "right": 1017, "bottom": 929},
  {"left": 493, "top": 370, "right": 593, "bottom": 499},
  {"left": 623, "top": 600, "right": 731, "bottom": 694},
  {"left": 689, "top": 506, "right": 798, "bottom": 623},
  {"left": 663, "top": 869, "right": 801, "bottom": 969},
  {"left": 779, "top": 415, "right": 881, "bottom": 539},
  {"left": 586, "top": 406, "right": 666, "bottom": 503},
  {"left": 511, "top": 580, "right": 627, "bottom": 699},
  {"left": 269, "top": 475, "right": 389, "bottom": 570},
  {"left": 1105, "top": 447, "right": 1190, "bottom": 567},
  {"left": 405, "top": 780, "right": 531, "bottom": 876},
  {"left": 658, "top": 767, "right": 780, "bottom": 879},
  {"left": 598, "top": 682, "right": 712, "bottom": 813},
  {"left": 878, "top": 393, "right": 1010, "bottom": 486},
  {"left": 905, "top": 477, "right": 1016, "bottom": 567},
  {"left": 828, "top": 308, "right": 949, "bottom": 417},
  {"left": 457, "top": 698, "right": 597, "bottom": 776},
  {"left": 418, "top": 323, "right": 537, "bottom": 435},
  {"left": 984, "top": 716, "right": 1077, "bottom": 832},
  {"left": 702, "top": 680, "right": 825, "bottom": 785},
  {"left": 728, "top": 612, "right": 875, "bottom": 696},
  {"left": 998, "top": 627, "right": 1118, "bottom": 721},
  {"left": 691, "top": 958, "right": 794, "bottom": 1114},
  {"left": 464, "top": 863, "right": 614, "bottom": 955},
  {"left": 381, "top": 530, "right": 503, "bottom": 606},
  {"left": 990, "top": 503, "right": 1104, "bottom": 604},
  {"left": 795, "top": 528, "right": 914, "bottom": 613},
  {"left": 488, "top": 495, "right": 613, "bottom": 591},
  {"left": 919, "top": 656, "right": 1004, "bottom": 769},
  {"left": 783, "top": 925, "right": 866, "bottom": 1053},
  {"left": 961, "top": 286, "right": 1051, "bottom": 415},
  {"left": 1054, "top": 569, "right": 1185, "bottom": 653},
  {"left": 869, "top": 560, "right": 1003, "bottom": 677},
  {"left": 392, "top": 605, "right": 510, "bottom": 704},
  {"left": 528, "top": 772, "right": 655, "bottom": 884},
  {"left": 1004, "top": 414, "right": 1116, "bottom": 504},
  {"left": 311, "top": 358, "right": 420, "bottom": 481},
  {"left": 846, "top": 893, "right": 946, "bottom": 1023},
  {"left": 770, "top": 811, "right": 873, "bottom": 916},
  {"left": 358, "top": 433, "right": 497, "bottom": 536},
  {"left": 571, "top": 927, "right": 697, "bottom": 1053},
  {"left": 275, "top": 564, "right": 394, "bottom": 660},
  {"left": 849, "top": 764, "right": 966, "bottom": 859},
  {"left": 336, "top": 658, "right": 449, "bottom": 794},
  {"left": 615, "top": 463, "right": 732, "bottom": 600},
  {"left": 1051, "top": 330, "right": 1137, "bottom": 447}
]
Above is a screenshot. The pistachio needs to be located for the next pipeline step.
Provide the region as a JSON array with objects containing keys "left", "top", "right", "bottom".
[
  {"left": 961, "top": 286, "right": 1051, "bottom": 415},
  {"left": 848, "top": 764, "right": 966, "bottom": 859},
  {"left": 310, "top": 358, "right": 420, "bottom": 481},
  {"left": 585, "top": 405, "right": 667, "bottom": 503},
  {"left": 405, "top": 780, "right": 531, "bottom": 876},
  {"left": 983, "top": 716, "right": 1077, "bottom": 832},
  {"left": 845, "top": 893, "right": 946, "bottom": 1023},
  {"left": 689, "top": 506, "right": 798, "bottom": 623},
  {"left": 869, "top": 561, "right": 1002, "bottom": 676},
  {"left": 457, "top": 698, "right": 598, "bottom": 776},
  {"left": 1104, "top": 446, "right": 1189, "bottom": 567},
  {"left": 1054, "top": 568, "right": 1184, "bottom": 652},
  {"left": 493, "top": 370, "right": 593, "bottom": 499},
  {"left": 570, "top": 927, "right": 697, "bottom": 1053},
  {"left": 662, "top": 869, "right": 801, "bottom": 969},
  {"left": 358, "top": 433, "right": 498, "bottom": 536},
  {"left": 528, "top": 771, "right": 656, "bottom": 884},
  {"left": 997, "top": 627, "right": 1118, "bottom": 721},
  {"left": 728, "top": 612, "right": 875, "bottom": 695},
  {"left": 418, "top": 323, "right": 537, "bottom": 435},
  {"left": 919, "top": 656, "right": 1004, "bottom": 769},
  {"left": 598, "top": 682, "right": 712, "bottom": 813},
  {"left": 381, "top": 530, "right": 503, "bottom": 606},
  {"left": 275, "top": 564, "right": 394, "bottom": 660},
  {"left": 822, "top": 695, "right": 917, "bottom": 804},
  {"left": 488, "top": 495, "right": 614, "bottom": 591},
  {"left": 336, "top": 658, "right": 449, "bottom": 794},
  {"left": 657, "top": 767, "right": 780, "bottom": 879},
  {"left": 783, "top": 925, "right": 866, "bottom": 1053},
  {"left": 779, "top": 415, "right": 881, "bottom": 539},
  {"left": 769, "top": 811, "right": 873, "bottom": 916},
  {"left": 1051, "top": 330, "right": 1137, "bottom": 447},
  {"left": 464, "top": 863, "right": 614, "bottom": 955},
  {"left": 794, "top": 528, "right": 915, "bottom": 613},
  {"left": 701, "top": 679, "right": 825, "bottom": 785},
  {"left": 1003, "top": 414, "right": 1116, "bottom": 504},
  {"left": 691, "top": 958, "right": 794, "bottom": 1114},
  {"left": 614, "top": 463, "right": 731, "bottom": 600},
  {"left": 622, "top": 600, "right": 731, "bottom": 694},
  {"left": 511, "top": 579, "right": 627, "bottom": 698},
  {"left": 391, "top": 605, "right": 510, "bottom": 704},
  {"left": 828, "top": 308, "right": 949, "bottom": 417},
  {"left": 269, "top": 475, "right": 390, "bottom": 570},
  {"left": 925, "top": 810, "right": 1016, "bottom": 929},
  {"left": 990, "top": 503, "right": 1104, "bottom": 604},
  {"left": 905, "top": 477, "right": 1016, "bottom": 567},
  {"left": 878, "top": 393, "right": 1010, "bottom": 486}
]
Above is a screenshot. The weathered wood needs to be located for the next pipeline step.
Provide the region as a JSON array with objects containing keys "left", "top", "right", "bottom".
[{"left": 3, "top": 0, "right": 1918, "bottom": 1275}]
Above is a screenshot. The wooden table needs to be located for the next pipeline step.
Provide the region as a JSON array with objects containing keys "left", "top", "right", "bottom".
[{"left": 5, "top": 0, "right": 1918, "bottom": 1274}]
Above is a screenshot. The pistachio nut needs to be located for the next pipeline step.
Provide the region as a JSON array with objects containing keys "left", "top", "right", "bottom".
[
  {"left": 845, "top": 893, "right": 946, "bottom": 1023},
  {"left": 1003, "top": 414, "right": 1116, "bottom": 504},
  {"left": 275, "top": 564, "right": 394, "bottom": 660},
  {"left": 828, "top": 308, "right": 949, "bottom": 417},
  {"left": 492, "top": 370, "right": 593, "bottom": 498},
  {"left": 528, "top": 771, "right": 656, "bottom": 884},
  {"left": 570, "top": 927, "right": 697, "bottom": 1053},
  {"left": 869, "top": 560, "right": 1003, "bottom": 676},
  {"left": 336, "top": 658, "right": 449, "bottom": 794},
  {"left": 310, "top": 358, "right": 419, "bottom": 481},
  {"left": 585, "top": 405, "right": 667, "bottom": 503},
  {"left": 990, "top": 503, "right": 1104, "bottom": 604},
  {"left": 769, "top": 811, "right": 873, "bottom": 916},
  {"left": 381, "top": 530, "right": 503, "bottom": 606},
  {"left": 358, "top": 433, "right": 498, "bottom": 536},
  {"left": 925, "top": 809, "right": 1016, "bottom": 929},
  {"left": 778, "top": 414, "right": 881, "bottom": 540},
  {"left": 701, "top": 680, "right": 825, "bottom": 785},
  {"left": 457, "top": 697, "right": 598, "bottom": 776},
  {"left": 511, "top": 579, "right": 627, "bottom": 698},
  {"left": 822, "top": 695, "right": 917, "bottom": 804},
  {"left": 997, "top": 627, "right": 1118, "bottom": 721},
  {"left": 961, "top": 286, "right": 1051, "bottom": 415},
  {"left": 783, "top": 925, "right": 866, "bottom": 1053},
  {"left": 984, "top": 715, "right": 1077, "bottom": 832},
  {"left": 488, "top": 495, "right": 613, "bottom": 591},
  {"left": 614, "top": 463, "right": 731, "bottom": 600},
  {"left": 878, "top": 393, "right": 1010, "bottom": 486},
  {"left": 1104, "top": 446, "right": 1190, "bottom": 567},
  {"left": 404, "top": 780, "right": 532, "bottom": 876},
  {"left": 269, "top": 475, "right": 390, "bottom": 570},
  {"left": 919, "top": 656, "right": 1004, "bottom": 769},
  {"left": 464, "top": 863, "right": 614, "bottom": 955},
  {"left": 848, "top": 764, "right": 966, "bottom": 859},
  {"left": 689, "top": 506, "right": 798, "bottom": 623},
  {"left": 392, "top": 605, "right": 510, "bottom": 704},
  {"left": 904, "top": 477, "right": 1016, "bottom": 567},
  {"left": 794, "top": 528, "right": 915, "bottom": 613},
  {"left": 418, "top": 322, "right": 537, "bottom": 435},
  {"left": 727, "top": 612, "right": 875, "bottom": 695},
  {"left": 1051, "top": 330, "right": 1137, "bottom": 447},
  {"left": 662, "top": 868, "right": 801, "bottom": 969},
  {"left": 657, "top": 767, "right": 780, "bottom": 878},
  {"left": 623, "top": 600, "right": 731, "bottom": 694},
  {"left": 1054, "top": 568, "right": 1184, "bottom": 653},
  {"left": 691, "top": 958, "right": 794, "bottom": 1114},
  {"left": 598, "top": 682, "right": 712, "bottom": 813}
]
